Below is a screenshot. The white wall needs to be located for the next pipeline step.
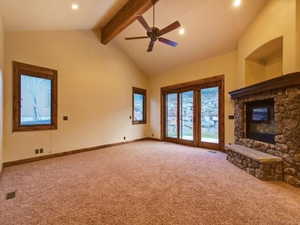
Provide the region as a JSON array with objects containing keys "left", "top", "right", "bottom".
[
  {"left": 0, "top": 17, "right": 4, "bottom": 172},
  {"left": 4, "top": 30, "right": 149, "bottom": 163}
]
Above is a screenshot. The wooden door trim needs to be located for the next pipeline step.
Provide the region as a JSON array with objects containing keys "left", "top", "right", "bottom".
[
  {"left": 197, "top": 89, "right": 201, "bottom": 146},
  {"left": 161, "top": 75, "right": 224, "bottom": 93},
  {"left": 177, "top": 93, "right": 180, "bottom": 141},
  {"left": 178, "top": 92, "right": 194, "bottom": 145},
  {"left": 198, "top": 79, "right": 225, "bottom": 151},
  {"left": 160, "top": 75, "right": 225, "bottom": 151}
]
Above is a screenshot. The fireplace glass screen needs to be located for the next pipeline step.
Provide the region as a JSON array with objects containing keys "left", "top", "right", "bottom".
[
  {"left": 252, "top": 107, "right": 269, "bottom": 122},
  {"left": 246, "top": 99, "right": 277, "bottom": 144}
]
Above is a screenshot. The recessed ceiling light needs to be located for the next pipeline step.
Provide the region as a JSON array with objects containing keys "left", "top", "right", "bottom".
[
  {"left": 71, "top": 3, "right": 79, "bottom": 10},
  {"left": 233, "top": 0, "right": 242, "bottom": 8},
  {"left": 179, "top": 28, "right": 185, "bottom": 35}
]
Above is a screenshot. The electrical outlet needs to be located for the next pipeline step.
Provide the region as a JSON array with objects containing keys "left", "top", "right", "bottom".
[
  {"left": 228, "top": 115, "right": 235, "bottom": 120},
  {"left": 35, "top": 149, "right": 39, "bottom": 154},
  {"left": 63, "top": 116, "right": 69, "bottom": 121},
  {"left": 39, "top": 148, "right": 44, "bottom": 154}
]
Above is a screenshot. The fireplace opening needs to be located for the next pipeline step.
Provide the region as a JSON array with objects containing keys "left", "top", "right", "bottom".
[{"left": 246, "top": 99, "right": 277, "bottom": 144}]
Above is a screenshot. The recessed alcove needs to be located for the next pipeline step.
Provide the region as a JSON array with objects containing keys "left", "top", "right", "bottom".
[{"left": 245, "top": 37, "right": 283, "bottom": 85}]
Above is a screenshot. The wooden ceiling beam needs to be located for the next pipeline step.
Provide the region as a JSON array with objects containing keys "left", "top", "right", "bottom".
[{"left": 101, "top": 0, "right": 159, "bottom": 45}]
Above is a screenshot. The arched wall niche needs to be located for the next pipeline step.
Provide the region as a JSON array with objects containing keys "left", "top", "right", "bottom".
[{"left": 245, "top": 37, "right": 283, "bottom": 85}]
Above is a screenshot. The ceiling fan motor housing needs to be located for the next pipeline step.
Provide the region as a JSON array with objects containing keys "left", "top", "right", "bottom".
[
  {"left": 147, "top": 27, "right": 160, "bottom": 41},
  {"left": 124, "top": 2, "right": 181, "bottom": 52}
]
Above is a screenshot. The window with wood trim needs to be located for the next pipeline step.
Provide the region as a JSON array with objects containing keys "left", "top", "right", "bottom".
[
  {"left": 132, "top": 87, "right": 147, "bottom": 124},
  {"left": 13, "top": 62, "right": 58, "bottom": 132}
]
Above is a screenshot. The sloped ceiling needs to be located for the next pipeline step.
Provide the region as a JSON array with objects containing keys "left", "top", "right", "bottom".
[
  {"left": 0, "top": 0, "right": 127, "bottom": 30},
  {"left": 114, "top": 0, "right": 267, "bottom": 75},
  {"left": 0, "top": 0, "right": 267, "bottom": 75}
]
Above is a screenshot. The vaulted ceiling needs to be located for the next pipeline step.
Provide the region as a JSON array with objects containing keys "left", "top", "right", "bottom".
[
  {"left": 114, "top": 0, "right": 267, "bottom": 75},
  {"left": 0, "top": 0, "right": 127, "bottom": 30},
  {"left": 0, "top": 0, "right": 267, "bottom": 75}
]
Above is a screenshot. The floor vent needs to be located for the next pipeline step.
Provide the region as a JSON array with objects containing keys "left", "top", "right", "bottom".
[
  {"left": 208, "top": 151, "right": 217, "bottom": 154},
  {"left": 6, "top": 191, "right": 16, "bottom": 200}
]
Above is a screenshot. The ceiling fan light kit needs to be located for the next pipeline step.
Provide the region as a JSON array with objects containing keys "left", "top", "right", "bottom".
[{"left": 125, "top": 1, "right": 181, "bottom": 52}]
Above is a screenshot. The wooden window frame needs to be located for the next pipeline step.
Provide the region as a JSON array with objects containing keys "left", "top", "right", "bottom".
[
  {"left": 161, "top": 75, "right": 225, "bottom": 151},
  {"left": 13, "top": 61, "right": 58, "bottom": 132},
  {"left": 132, "top": 87, "right": 147, "bottom": 125}
]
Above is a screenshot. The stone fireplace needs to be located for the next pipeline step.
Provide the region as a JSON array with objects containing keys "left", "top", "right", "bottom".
[{"left": 228, "top": 72, "right": 300, "bottom": 187}]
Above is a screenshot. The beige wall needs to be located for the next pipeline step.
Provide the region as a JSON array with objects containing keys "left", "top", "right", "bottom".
[
  {"left": 4, "top": 30, "right": 149, "bottom": 163},
  {"left": 238, "top": 0, "right": 297, "bottom": 87},
  {"left": 149, "top": 51, "right": 238, "bottom": 144},
  {"left": 0, "top": 17, "right": 4, "bottom": 171},
  {"left": 297, "top": 0, "right": 300, "bottom": 71},
  {"left": 3, "top": 0, "right": 300, "bottom": 164},
  {"left": 148, "top": 0, "right": 299, "bottom": 146},
  {"left": 245, "top": 60, "right": 265, "bottom": 85},
  {"left": 245, "top": 54, "right": 283, "bottom": 85},
  {"left": 264, "top": 54, "right": 283, "bottom": 78}
]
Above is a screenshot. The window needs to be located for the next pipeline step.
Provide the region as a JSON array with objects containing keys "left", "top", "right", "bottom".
[
  {"left": 166, "top": 93, "right": 178, "bottom": 138},
  {"left": 132, "top": 87, "right": 146, "bottom": 124},
  {"left": 13, "top": 62, "right": 58, "bottom": 131}
]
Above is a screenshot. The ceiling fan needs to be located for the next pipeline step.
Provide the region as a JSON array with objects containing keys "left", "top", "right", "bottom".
[{"left": 125, "top": 1, "right": 181, "bottom": 52}]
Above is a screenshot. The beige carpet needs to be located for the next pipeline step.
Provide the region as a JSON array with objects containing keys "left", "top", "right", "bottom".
[{"left": 1, "top": 141, "right": 300, "bottom": 225}]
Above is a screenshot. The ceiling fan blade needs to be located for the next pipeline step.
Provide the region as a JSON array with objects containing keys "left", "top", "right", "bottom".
[
  {"left": 137, "top": 16, "right": 152, "bottom": 32},
  {"left": 158, "top": 37, "right": 178, "bottom": 47},
  {"left": 125, "top": 36, "right": 149, "bottom": 40},
  {"left": 159, "top": 21, "right": 181, "bottom": 36},
  {"left": 147, "top": 40, "right": 155, "bottom": 52}
]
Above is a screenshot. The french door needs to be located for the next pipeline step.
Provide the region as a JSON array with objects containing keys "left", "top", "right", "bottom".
[{"left": 162, "top": 76, "right": 224, "bottom": 150}]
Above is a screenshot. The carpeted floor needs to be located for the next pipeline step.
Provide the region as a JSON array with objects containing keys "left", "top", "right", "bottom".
[{"left": 1, "top": 141, "right": 300, "bottom": 225}]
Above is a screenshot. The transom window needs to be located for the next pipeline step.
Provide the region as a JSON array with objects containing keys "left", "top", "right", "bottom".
[
  {"left": 13, "top": 62, "right": 58, "bottom": 131},
  {"left": 132, "top": 87, "right": 147, "bottom": 124}
]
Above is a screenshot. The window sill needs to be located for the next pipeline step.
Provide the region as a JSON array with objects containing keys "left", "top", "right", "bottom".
[
  {"left": 13, "top": 125, "right": 58, "bottom": 132},
  {"left": 132, "top": 121, "right": 147, "bottom": 125}
]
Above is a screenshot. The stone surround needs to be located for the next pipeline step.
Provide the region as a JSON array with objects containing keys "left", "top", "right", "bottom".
[
  {"left": 226, "top": 144, "right": 283, "bottom": 181},
  {"left": 229, "top": 74, "right": 300, "bottom": 187}
]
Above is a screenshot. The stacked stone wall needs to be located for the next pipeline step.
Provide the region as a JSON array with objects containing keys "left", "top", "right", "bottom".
[{"left": 233, "top": 88, "right": 300, "bottom": 187}]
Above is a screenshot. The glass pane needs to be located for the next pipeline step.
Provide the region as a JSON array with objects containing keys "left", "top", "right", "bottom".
[
  {"left": 134, "top": 93, "right": 144, "bottom": 121},
  {"left": 166, "top": 93, "right": 177, "bottom": 138},
  {"left": 21, "top": 75, "right": 52, "bottom": 125},
  {"left": 180, "top": 91, "right": 194, "bottom": 141},
  {"left": 201, "top": 87, "right": 219, "bottom": 144}
]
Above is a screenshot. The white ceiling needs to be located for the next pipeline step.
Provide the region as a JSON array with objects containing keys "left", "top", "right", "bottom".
[{"left": 0, "top": 0, "right": 267, "bottom": 75}]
